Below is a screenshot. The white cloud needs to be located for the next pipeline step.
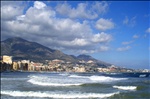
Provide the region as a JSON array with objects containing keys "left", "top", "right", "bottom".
[
  {"left": 117, "top": 46, "right": 131, "bottom": 51},
  {"left": 1, "top": 1, "right": 112, "bottom": 54},
  {"left": 92, "top": 32, "right": 112, "bottom": 43},
  {"left": 72, "top": 38, "right": 90, "bottom": 46},
  {"left": 146, "top": 28, "right": 150, "bottom": 33},
  {"left": 92, "top": 1, "right": 108, "bottom": 14},
  {"left": 133, "top": 34, "right": 139, "bottom": 39},
  {"left": 17, "top": 15, "right": 26, "bottom": 21},
  {"left": 95, "top": 18, "right": 114, "bottom": 31},
  {"left": 56, "top": 1, "right": 108, "bottom": 19},
  {"left": 76, "top": 49, "right": 97, "bottom": 54},
  {"left": 1, "top": 1, "right": 23, "bottom": 20},
  {"left": 34, "top": 1, "right": 46, "bottom": 9},
  {"left": 122, "top": 41, "right": 133, "bottom": 45},
  {"left": 60, "top": 38, "right": 91, "bottom": 47},
  {"left": 123, "top": 16, "right": 136, "bottom": 27}
]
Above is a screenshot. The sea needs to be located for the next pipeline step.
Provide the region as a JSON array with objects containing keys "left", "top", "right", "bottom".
[{"left": 1, "top": 71, "right": 150, "bottom": 99}]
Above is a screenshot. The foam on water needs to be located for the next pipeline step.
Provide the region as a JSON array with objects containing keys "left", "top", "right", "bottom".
[
  {"left": 28, "top": 75, "right": 49, "bottom": 79},
  {"left": 113, "top": 86, "right": 137, "bottom": 91},
  {"left": 27, "top": 74, "right": 128, "bottom": 87},
  {"left": 1, "top": 90, "right": 120, "bottom": 99},
  {"left": 89, "top": 75, "right": 127, "bottom": 82},
  {"left": 28, "top": 75, "right": 85, "bottom": 86},
  {"left": 69, "top": 75, "right": 127, "bottom": 82},
  {"left": 139, "top": 74, "right": 146, "bottom": 77},
  {"left": 28, "top": 79, "right": 83, "bottom": 86},
  {"left": 69, "top": 75, "right": 89, "bottom": 79},
  {"left": 58, "top": 73, "right": 69, "bottom": 76}
]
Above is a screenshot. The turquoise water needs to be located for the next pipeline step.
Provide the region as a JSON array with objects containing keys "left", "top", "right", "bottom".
[{"left": 1, "top": 72, "right": 150, "bottom": 99}]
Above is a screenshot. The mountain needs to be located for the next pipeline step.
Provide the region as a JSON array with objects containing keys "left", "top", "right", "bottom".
[
  {"left": 77, "top": 54, "right": 97, "bottom": 61},
  {"left": 77, "top": 54, "right": 111, "bottom": 67},
  {"left": 1, "top": 37, "right": 76, "bottom": 62},
  {"left": 1, "top": 37, "right": 111, "bottom": 67}
]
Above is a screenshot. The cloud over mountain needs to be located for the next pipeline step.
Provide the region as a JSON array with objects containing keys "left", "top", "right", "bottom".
[{"left": 1, "top": 1, "right": 112, "bottom": 54}]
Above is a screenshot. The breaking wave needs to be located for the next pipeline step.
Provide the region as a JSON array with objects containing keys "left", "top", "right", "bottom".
[
  {"left": 28, "top": 79, "right": 83, "bottom": 86},
  {"left": 27, "top": 74, "right": 128, "bottom": 87},
  {"left": 69, "top": 75, "right": 89, "bottom": 78},
  {"left": 89, "top": 75, "right": 127, "bottom": 82},
  {"left": 1, "top": 90, "right": 120, "bottom": 99},
  {"left": 69, "top": 75, "right": 127, "bottom": 82},
  {"left": 113, "top": 86, "right": 137, "bottom": 91},
  {"left": 58, "top": 73, "right": 69, "bottom": 76},
  {"left": 27, "top": 75, "right": 84, "bottom": 86}
]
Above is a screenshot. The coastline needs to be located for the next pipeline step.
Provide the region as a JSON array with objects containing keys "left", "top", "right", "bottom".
[{"left": 1, "top": 70, "right": 150, "bottom": 78}]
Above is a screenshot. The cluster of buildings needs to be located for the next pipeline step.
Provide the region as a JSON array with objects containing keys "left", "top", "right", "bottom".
[
  {"left": 0, "top": 55, "right": 149, "bottom": 73},
  {"left": 0, "top": 55, "right": 28, "bottom": 72},
  {"left": 0, "top": 55, "right": 97, "bottom": 72}
]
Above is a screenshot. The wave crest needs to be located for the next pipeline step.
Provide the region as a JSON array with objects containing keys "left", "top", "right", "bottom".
[
  {"left": 27, "top": 74, "right": 128, "bottom": 87},
  {"left": 1, "top": 90, "right": 120, "bottom": 98},
  {"left": 69, "top": 75, "right": 89, "bottom": 79},
  {"left": 113, "top": 86, "right": 137, "bottom": 91},
  {"left": 27, "top": 79, "right": 83, "bottom": 86},
  {"left": 27, "top": 75, "right": 84, "bottom": 86},
  {"left": 89, "top": 75, "right": 127, "bottom": 82}
]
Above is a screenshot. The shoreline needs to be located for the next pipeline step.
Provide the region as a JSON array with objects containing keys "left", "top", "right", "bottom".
[{"left": 1, "top": 70, "right": 150, "bottom": 77}]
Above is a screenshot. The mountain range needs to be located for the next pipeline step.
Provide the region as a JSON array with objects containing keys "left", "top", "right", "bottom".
[{"left": 1, "top": 37, "right": 111, "bottom": 66}]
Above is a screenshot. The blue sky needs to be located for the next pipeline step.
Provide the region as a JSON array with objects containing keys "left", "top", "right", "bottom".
[{"left": 1, "top": 1, "right": 150, "bottom": 69}]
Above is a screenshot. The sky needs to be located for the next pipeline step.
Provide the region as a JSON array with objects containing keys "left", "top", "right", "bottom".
[{"left": 1, "top": 1, "right": 150, "bottom": 69}]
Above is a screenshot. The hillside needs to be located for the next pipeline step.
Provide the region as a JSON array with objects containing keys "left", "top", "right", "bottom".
[
  {"left": 1, "top": 37, "right": 111, "bottom": 66},
  {"left": 1, "top": 37, "right": 76, "bottom": 62}
]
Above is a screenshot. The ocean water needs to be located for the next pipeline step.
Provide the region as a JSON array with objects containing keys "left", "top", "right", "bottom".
[{"left": 1, "top": 72, "right": 150, "bottom": 99}]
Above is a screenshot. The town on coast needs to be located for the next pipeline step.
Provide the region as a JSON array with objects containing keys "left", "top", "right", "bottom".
[{"left": 1, "top": 55, "right": 149, "bottom": 73}]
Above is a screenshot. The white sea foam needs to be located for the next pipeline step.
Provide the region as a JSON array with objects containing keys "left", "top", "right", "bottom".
[
  {"left": 1, "top": 90, "right": 119, "bottom": 99},
  {"left": 28, "top": 75, "right": 85, "bottom": 86},
  {"left": 69, "top": 75, "right": 127, "bottom": 82},
  {"left": 69, "top": 75, "right": 89, "bottom": 79},
  {"left": 28, "top": 75, "right": 49, "bottom": 79},
  {"left": 89, "top": 76, "right": 127, "bottom": 82},
  {"left": 58, "top": 73, "right": 69, "bottom": 76},
  {"left": 27, "top": 79, "right": 83, "bottom": 86},
  {"left": 139, "top": 74, "right": 146, "bottom": 77},
  {"left": 27, "top": 74, "right": 128, "bottom": 87},
  {"left": 113, "top": 86, "right": 137, "bottom": 91}
]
